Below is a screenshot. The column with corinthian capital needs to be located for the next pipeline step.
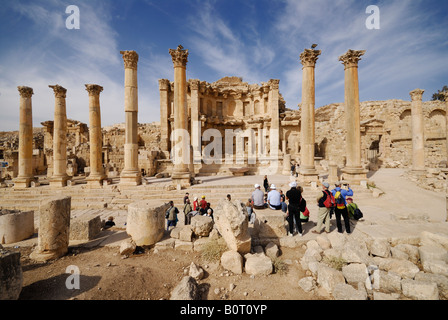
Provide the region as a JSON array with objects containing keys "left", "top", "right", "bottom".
[
  {"left": 85, "top": 84, "right": 106, "bottom": 187},
  {"left": 339, "top": 49, "right": 368, "bottom": 184},
  {"left": 444, "top": 91, "right": 448, "bottom": 222},
  {"left": 120, "top": 50, "right": 142, "bottom": 186},
  {"left": 169, "top": 45, "right": 191, "bottom": 187},
  {"left": 49, "top": 84, "right": 71, "bottom": 187},
  {"left": 14, "top": 86, "right": 35, "bottom": 188},
  {"left": 409, "top": 89, "right": 426, "bottom": 173},
  {"left": 298, "top": 48, "right": 321, "bottom": 184}
]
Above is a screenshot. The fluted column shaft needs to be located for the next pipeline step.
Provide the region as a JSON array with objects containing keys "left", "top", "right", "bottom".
[{"left": 410, "top": 89, "right": 425, "bottom": 171}]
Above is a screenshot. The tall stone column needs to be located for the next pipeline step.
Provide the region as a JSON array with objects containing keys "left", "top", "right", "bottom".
[
  {"left": 120, "top": 50, "right": 142, "bottom": 186},
  {"left": 189, "top": 79, "right": 202, "bottom": 166},
  {"left": 159, "top": 79, "right": 171, "bottom": 156},
  {"left": 298, "top": 48, "right": 321, "bottom": 184},
  {"left": 410, "top": 89, "right": 426, "bottom": 173},
  {"left": 444, "top": 91, "right": 448, "bottom": 222},
  {"left": 85, "top": 84, "right": 106, "bottom": 187},
  {"left": 14, "top": 86, "right": 35, "bottom": 188},
  {"left": 339, "top": 49, "right": 368, "bottom": 184},
  {"left": 49, "top": 85, "right": 70, "bottom": 187},
  {"left": 169, "top": 45, "right": 191, "bottom": 187}
]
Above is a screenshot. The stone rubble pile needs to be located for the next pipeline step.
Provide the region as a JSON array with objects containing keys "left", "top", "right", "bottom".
[{"left": 299, "top": 230, "right": 448, "bottom": 300}]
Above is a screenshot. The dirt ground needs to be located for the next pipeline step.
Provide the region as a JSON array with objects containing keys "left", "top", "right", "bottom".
[{"left": 13, "top": 234, "right": 323, "bottom": 301}]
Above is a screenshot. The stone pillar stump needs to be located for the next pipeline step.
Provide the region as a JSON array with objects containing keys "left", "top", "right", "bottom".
[{"left": 30, "top": 196, "right": 71, "bottom": 262}]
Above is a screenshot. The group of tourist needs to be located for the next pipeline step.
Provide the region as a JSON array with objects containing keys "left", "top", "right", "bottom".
[
  {"left": 165, "top": 193, "right": 216, "bottom": 230},
  {"left": 165, "top": 176, "right": 363, "bottom": 235},
  {"left": 247, "top": 177, "right": 361, "bottom": 237}
]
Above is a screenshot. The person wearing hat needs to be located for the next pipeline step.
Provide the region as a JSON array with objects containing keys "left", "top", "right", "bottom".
[
  {"left": 199, "top": 195, "right": 207, "bottom": 215},
  {"left": 286, "top": 181, "right": 303, "bottom": 236},
  {"left": 313, "top": 182, "right": 332, "bottom": 234},
  {"left": 267, "top": 184, "right": 282, "bottom": 210},
  {"left": 252, "top": 183, "right": 266, "bottom": 209},
  {"left": 331, "top": 181, "right": 353, "bottom": 234}
]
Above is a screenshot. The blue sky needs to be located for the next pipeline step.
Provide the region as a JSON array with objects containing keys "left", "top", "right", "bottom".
[{"left": 0, "top": 0, "right": 447, "bottom": 131}]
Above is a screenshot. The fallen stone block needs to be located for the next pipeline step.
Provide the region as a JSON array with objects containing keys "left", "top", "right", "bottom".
[
  {"left": 0, "top": 209, "right": 34, "bottom": 244},
  {"left": 244, "top": 253, "right": 273, "bottom": 276},
  {"left": 69, "top": 215, "right": 101, "bottom": 241},
  {"left": 332, "top": 283, "right": 367, "bottom": 300},
  {"left": 170, "top": 276, "right": 200, "bottom": 300},
  {"left": 0, "top": 250, "right": 23, "bottom": 300},
  {"left": 401, "top": 279, "right": 439, "bottom": 300},
  {"left": 221, "top": 250, "right": 243, "bottom": 274}
]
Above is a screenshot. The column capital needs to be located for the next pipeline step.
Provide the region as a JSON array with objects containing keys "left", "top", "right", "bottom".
[
  {"left": 120, "top": 50, "right": 139, "bottom": 70},
  {"left": 269, "top": 79, "right": 280, "bottom": 90},
  {"left": 85, "top": 84, "right": 103, "bottom": 96},
  {"left": 440, "top": 90, "right": 448, "bottom": 102},
  {"left": 49, "top": 84, "right": 67, "bottom": 98},
  {"left": 299, "top": 49, "right": 321, "bottom": 68},
  {"left": 158, "top": 79, "right": 171, "bottom": 91},
  {"left": 339, "top": 49, "right": 366, "bottom": 69},
  {"left": 189, "top": 79, "right": 200, "bottom": 90},
  {"left": 17, "top": 86, "right": 34, "bottom": 98},
  {"left": 169, "top": 45, "right": 189, "bottom": 68},
  {"left": 409, "top": 88, "right": 425, "bottom": 101}
]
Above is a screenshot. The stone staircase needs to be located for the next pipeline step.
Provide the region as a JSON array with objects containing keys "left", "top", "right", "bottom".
[{"left": 0, "top": 180, "right": 373, "bottom": 214}]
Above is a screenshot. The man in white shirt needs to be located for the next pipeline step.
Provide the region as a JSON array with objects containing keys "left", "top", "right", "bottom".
[
  {"left": 267, "top": 184, "right": 282, "bottom": 210},
  {"left": 251, "top": 184, "right": 266, "bottom": 209}
]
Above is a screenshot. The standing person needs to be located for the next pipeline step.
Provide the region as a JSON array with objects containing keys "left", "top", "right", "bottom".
[
  {"left": 183, "top": 199, "right": 193, "bottom": 225},
  {"left": 263, "top": 175, "right": 270, "bottom": 193},
  {"left": 183, "top": 192, "right": 189, "bottom": 204},
  {"left": 199, "top": 195, "right": 207, "bottom": 215},
  {"left": 245, "top": 198, "right": 255, "bottom": 223},
  {"left": 267, "top": 184, "right": 282, "bottom": 210},
  {"left": 331, "top": 182, "right": 353, "bottom": 234},
  {"left": 286, "top": 181, "right": 303, "bottom": 237},
  {"left": 252, "top": 184, "right": 266, "bottom": 209},
  {"left": 166, "top": 201, "right": 179, "bottom": 231},
  {"left": 192, "top": 197, "right": 199, "bottom": 211},
  {"left": 290, "top": 163, "right": 296, "bottom": 176},
  {"left": 313, "top": 182, "right": 333, "bottom": 234},
  {"left": 226, "top": 194, "right": 231, "bottom": 201}
]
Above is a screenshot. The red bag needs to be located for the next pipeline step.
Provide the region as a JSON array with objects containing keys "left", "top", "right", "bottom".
[
  {"left": 322, "top": 190, "right": 335, "bottom": 208},
  {"left": 303, "top": 207, "right": 310, "bottom": 217}
]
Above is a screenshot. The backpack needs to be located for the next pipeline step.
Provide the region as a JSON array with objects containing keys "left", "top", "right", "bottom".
[
  {"left": 334, "top": 190, "right": 345, "bottom": 209},
  {"left": 322, "top": 190, "right": 335, "bottom": 208},
  {"left": 353, "top": 207, "right": 363, "bottom": 220}
]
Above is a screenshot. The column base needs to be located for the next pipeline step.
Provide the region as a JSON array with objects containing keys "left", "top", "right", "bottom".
[
  {"left": 411, "top": 168, "right": 426, "bottom": 176},
  {"left": 13, "top": 176, "right": 34, "bottom": 189},
  {"left": 120, "top": 170, "right": 142, "bottom": 186},
  {"left": 49, "top": 175, "right": 71, "bottom": 188},
  {"left": 171, "top": 171, "right": 192, "bottom": 189},
  {"left": 86, "top": 174, "right": 106, "bottom": 188},
  {"left": 298, "top": 167, "right": 319, "bottom": 185},
  {"left": 30, "top": 248, "right": 68, "bottom": 262},
  {"left": 341, "top": 167, "right": 368, "bottom": 185}
]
